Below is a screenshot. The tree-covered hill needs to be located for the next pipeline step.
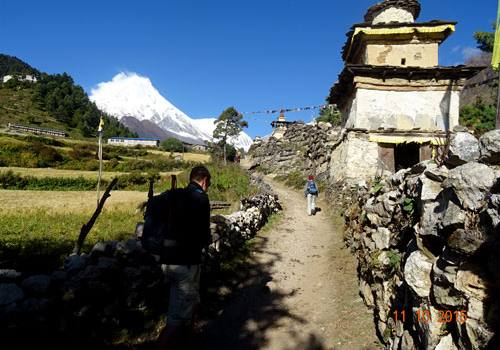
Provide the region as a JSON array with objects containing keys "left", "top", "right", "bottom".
[
  {"left": 0, "top": 54, "right": 40, "bottom": 78},
  {"left": 0, "top": 54, "right": 136, "bottom": 139}
]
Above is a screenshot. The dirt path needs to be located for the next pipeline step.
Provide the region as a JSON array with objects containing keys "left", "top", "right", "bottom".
[{"left": 198, "top": 177, "right": 379, "bottom": 349}]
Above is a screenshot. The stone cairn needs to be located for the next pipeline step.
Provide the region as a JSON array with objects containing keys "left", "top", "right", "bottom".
[
  {"left": 344, "top": 130, "right": 500, "bottom": 349},
  {"left": 0, "top": 193, "right": 282, "bottom": 349},
  {"left": 249, "top": 122, "right": 342, "bottom": 181}
]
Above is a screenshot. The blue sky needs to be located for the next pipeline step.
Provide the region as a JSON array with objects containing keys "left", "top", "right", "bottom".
[{"left": 0, "top": 0, "right": 496, "bottom": 138}]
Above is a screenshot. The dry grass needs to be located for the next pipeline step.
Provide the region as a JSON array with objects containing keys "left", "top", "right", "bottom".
[
  {"left": 147, "top": 149, "right": 210, "bottom": 162},
  {"left": 0, "top": 190, "right": 148, "bottom": 213},
  {"left": 0, "top": 166, "right": 180, "bottom": 179}
]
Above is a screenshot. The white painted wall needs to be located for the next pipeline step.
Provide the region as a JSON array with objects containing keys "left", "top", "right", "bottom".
[
  {"left": 329, "top": 134, "right": 382, "bottom": 182},
  {"left": 346, "top": 88, "right": 460, "bottom": 131}
]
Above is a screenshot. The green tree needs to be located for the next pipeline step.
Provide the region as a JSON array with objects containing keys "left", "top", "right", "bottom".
[
  {"left": 315, "top": 106, "right": 342, "bottom": 126},
  {"left": 459, "top": 98, "right": 495, "bottom": 135},
  {"left": 161, "top": 137, "right": 184, "bottom": 152},
  {"left": 474, "top": 24, "right": 495, "bottom": 53},
  {"left": 213, "top": 107, "right": 248, "bottom": 164}
]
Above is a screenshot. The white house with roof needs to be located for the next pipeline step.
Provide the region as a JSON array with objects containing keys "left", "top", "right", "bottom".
[{"left": 107, "top": 137, "right": 160, "bottom": 147}]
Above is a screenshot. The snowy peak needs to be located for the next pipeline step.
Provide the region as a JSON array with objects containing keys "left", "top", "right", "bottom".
[{"left": 90, "top": 72, "right": 253, "bottom": 151}]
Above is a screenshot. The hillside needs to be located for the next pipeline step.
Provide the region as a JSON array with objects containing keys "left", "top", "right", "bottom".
[
  {"left": 0, "top": 54, "right": 135, "bottom": 139},
  {"left": 0, "top": 54, "right": 39, "bottom": 78}
]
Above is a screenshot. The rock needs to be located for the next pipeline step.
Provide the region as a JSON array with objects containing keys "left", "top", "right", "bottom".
[
  {"left": 487, "top": 194, "right": 500, "bottom": 228},
  {"left": 0, "top": 269, "right": 21, "bottom": 282},
  {"left": 413, "top": 305, "right": 444, "bottom": 349},
  {"left": 410, "top": 162, "right": 427, "bottom": 175},
  {"left": 21, "top": 275, "right": 51, "bottom": 295},
  {"left": 400, "top": 330, "right": 415, "bottom": 350},
  {"left": 479, "top": 129, "right": 500, "bottom": 165},
  {"left": 90, "top": 241, "right": 115, "bottom": 259},
  {"left": 441, "top": 201, "right": 466, "bottom": 232},
  {"left": 390, "top": 168, "right": 411, "bottom": 186},
  {"left": 464, "top": 318, "right": 494, "bottom": 350},
  {"left": 0, "top": 283, "right": 25, "bottom": 305},
  {"left": 435, "top": 334, "right": 458, "bottom": 350},
  {"left": 447, "top": 229, "right": 486, "bottom": 256},
  {"left": 468, "top": 298, "right": 485, "bottom": 321},
  {"left": 359, "top": 279, "right": 375, "bottom": 308},
  {"left": 420, "top": 176, "right": 442, "bottom": 202},
  {"left": 442, "top": 162, "right": 496, "bottom": 211},
  {"left": 433, "top": 259, "right": 463, "bottom": 307},
  {"left": 96, "top": 257, "right": 118, "bottom": 270},
  {"left": 424, "top": 164, "right": 449, "bottom": 183},
  {"left": 446, "top": 132, "right": 480, "bottom": 166},
  {"left": 372, "top": 227, "right": 391, "bottom": 250},
  {"left": 455, "top": 267, "right": 488, "bottom": 300},
  {"left": 404, "top": 251, "right": 433, "bottom": 298},
  {"left": 419, "top": 202, "right": 442, "bottom": 236},
  {"left": 64, "top": 254, "right": 89, "bottom": 273}
]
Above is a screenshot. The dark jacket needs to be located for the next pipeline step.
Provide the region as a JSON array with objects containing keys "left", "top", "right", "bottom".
[{"left": 162, "top": 181, "right": 211, "bottom": 265}]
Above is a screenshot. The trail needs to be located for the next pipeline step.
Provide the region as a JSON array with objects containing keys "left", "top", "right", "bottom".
[{"left": 198, "top": 176, "right": 379, "bottom": 349}]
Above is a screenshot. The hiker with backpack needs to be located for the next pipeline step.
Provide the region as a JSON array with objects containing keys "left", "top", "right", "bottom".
[
  {"left": 304, "top": 175, "right": 319, "bottom": 216},
  {"left": 142, "top": 166, "right": 212, "bottom": 349}
]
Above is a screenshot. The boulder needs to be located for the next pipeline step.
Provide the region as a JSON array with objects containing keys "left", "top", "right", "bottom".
[
  {"left": 413, "top": 305, "right": 443, "bottom": 349},
  {"left": 21, "top": 275, "right": 51, "bottom": 295},
  {"left": 424, "top": 164, "right": 449, "bottom": 183},
  {"left": 464, "top": 319, "right": 495, "bottom": 350},
  {"left": 442, "top": 162, "right": 496, "bottom": 211},
  {"left": 441, "top": 201, "right": 466, "bottom": 232},
  {"left": 447, "top": 229, "right": 486, "bottom": 256},
  {"left": 404, "top": 251, "right": 433, "bottom": 298},
  {"left": 455, "top": 267, "right": 488, "bottom": 300},
  {"left": 0, "top": 269, "right": 21, "bottom": 283},
  {"left": 446, "top": 132, "right": 480, "bottom": 166},
  {"left": 0, "top": 283, "right": 24, "bottom": 306},
  {"left": 64, "top": 254, "right": 89, "bottom": 273},
  {"left": 479, "top": 129, "right": 500, "bottom": 165},
  {"left": 435, "top": 334, "right": 458, "bottom": 350},
  {"left": 432, "top": 261, "right": 463, "bottom": 307},
  {"left": 420, "top": 176, "right": 442, "bottom": 202},
  {"left": 372, "top": 227, "right": 391, "bottom": 250}
]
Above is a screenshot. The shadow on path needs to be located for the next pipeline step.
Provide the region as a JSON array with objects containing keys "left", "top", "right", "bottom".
[{"left": 192, "top": 235, "right": 324, "bottom": 350}]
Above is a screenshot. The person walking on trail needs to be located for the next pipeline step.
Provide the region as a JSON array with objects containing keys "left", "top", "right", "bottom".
[
  {"left": 304, "top": 175, "right": 319, "bottom": 216},
  {"left": 157, "top": 165, "right": 212, "bottom": 350}
]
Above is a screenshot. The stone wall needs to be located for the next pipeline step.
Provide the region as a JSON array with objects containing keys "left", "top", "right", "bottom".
[
  {"left": 343, "top": 130, "right": 500, "bottom": 349},
  {"left": 0, "top": 193, "right": 282, "bottom": 349},
  {"left": 248, "top": 122, "right": 342, "bottom": 181}
]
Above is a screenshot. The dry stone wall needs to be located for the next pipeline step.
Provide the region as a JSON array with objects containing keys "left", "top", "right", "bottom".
[
  {"left": 249, "top": 122, "right": 342, "bottom": 181},
  {"left": 344, "top": 130, "right": 500, "bottom": 349},
  {"left": 0, "top": 193, "right": 282, "bottom": 349}
]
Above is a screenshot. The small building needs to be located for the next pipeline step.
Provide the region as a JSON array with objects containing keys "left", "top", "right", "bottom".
[
  {"left": 327, "top": 0, "right": 482, "bottom": 182},
  {"left": 107, "top": 137, "right": 160, "bottom": 147},
  {"left": 8, "top": 123, "right": 67, "bottom": 138},
  {"left": 2, "top": 75, "right": 38, "bottom": 84},
  {"left": 270, "top": 112, "right": 297, "bottom": 140},
  {"left": 183, "top": 142, "right": 208, "bottom": 152}
]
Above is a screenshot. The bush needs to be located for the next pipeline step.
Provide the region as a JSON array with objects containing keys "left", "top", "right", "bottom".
[{"left": 161, "top": 138, "right": 184, "bottom": 152}]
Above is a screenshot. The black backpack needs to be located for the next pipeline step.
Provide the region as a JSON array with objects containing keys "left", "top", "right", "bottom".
[{"left": 141, "top": 188, "right": 188, "bottom": 255}]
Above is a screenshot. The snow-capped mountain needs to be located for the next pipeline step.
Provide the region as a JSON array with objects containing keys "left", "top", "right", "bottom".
[{"left": 90, "top": 72, "right": 253, "bottom": 151}]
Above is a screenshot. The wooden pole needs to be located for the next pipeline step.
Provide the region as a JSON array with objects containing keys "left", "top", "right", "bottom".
[
  {"left": 73, "top": 178, "right": 118, "bottom": 255},
  {"left": 96, "top": 130, "right": 103, "bottom": 207},
  {"left": 171, "top": 174, "right": 177, "bottom": 190},
  {"left": 496, "top": 70, "right": 500, "bottom": 129}
]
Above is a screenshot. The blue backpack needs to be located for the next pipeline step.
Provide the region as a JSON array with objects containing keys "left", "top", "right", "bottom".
[{"left": 307, "top": 181, "right": 318, "bottom": 195}]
